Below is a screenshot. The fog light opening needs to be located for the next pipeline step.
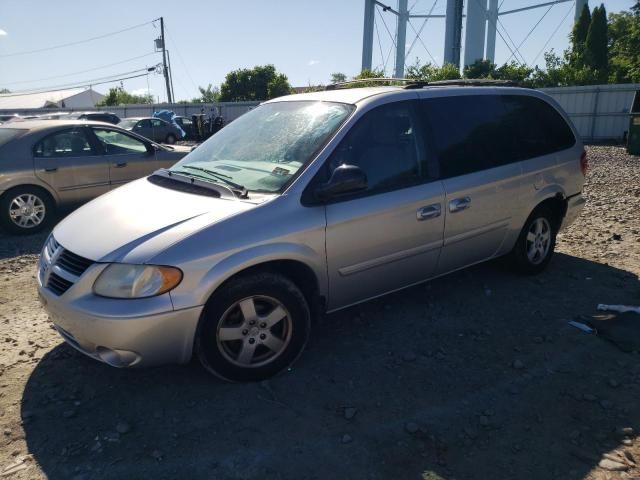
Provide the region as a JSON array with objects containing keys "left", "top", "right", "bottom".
[{"left": 95, "top": 346, "right": 141, "bottom": 368}]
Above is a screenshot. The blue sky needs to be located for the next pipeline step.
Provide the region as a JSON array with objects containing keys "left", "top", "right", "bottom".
[{"left": 0, "top": 0, "right": 635, "bottom": 102}]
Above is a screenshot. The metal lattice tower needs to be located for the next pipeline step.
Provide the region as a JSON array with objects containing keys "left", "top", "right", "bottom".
[{"left": 362, "top": 0, "right": 589, "bottom": 74}]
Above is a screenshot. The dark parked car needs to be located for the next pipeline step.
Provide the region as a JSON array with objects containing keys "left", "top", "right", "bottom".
[
  {"left": 175, "top": 116, "right": 196, "bottom": 140},
  {"left": 74, "top": 112, "right": 120, "bottom": 124},
  {"left": 119, "top": 117, "right": 183, "bottom": 144}
]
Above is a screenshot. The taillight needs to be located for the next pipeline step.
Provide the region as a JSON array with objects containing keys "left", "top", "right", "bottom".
[{"left": 580, "top": 150, "right": 588, "bottom": 176}]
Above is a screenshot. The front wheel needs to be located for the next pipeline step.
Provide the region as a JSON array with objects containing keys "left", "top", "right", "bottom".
[
  {"left": 509, "top": 207, "right": 557, "bottom": 275},
  {"left": 196, "top": 272, "right": 311, "bottom": 382},
  {"left": 0, "top": 187, "right": 54, "bottom": 235}
]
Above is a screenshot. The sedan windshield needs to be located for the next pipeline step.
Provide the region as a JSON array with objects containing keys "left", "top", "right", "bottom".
[{"left": 170, "top": 101, "right": 354, "bottom": 193}]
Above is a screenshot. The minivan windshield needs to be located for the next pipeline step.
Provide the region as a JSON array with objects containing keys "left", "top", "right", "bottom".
[{"left": 170, "top": 101, "right": 354, "bottom": 193}]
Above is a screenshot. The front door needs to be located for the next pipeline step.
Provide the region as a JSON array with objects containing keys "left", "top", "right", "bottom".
[
  {"left": 323, "top": 100, "right": 445, "bottom": 310},
  {"left": 33, "top": 127, "right": 110, "bottom": 203},
  {"left": 89, "top": 127, "right": 158, "bottom": 187}
]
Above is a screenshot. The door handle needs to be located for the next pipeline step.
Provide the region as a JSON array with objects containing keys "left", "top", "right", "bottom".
[
  {"left": 449, "top": 196, "right": 471, "bottom": 213},
  {"left": 114, "top": 162, "right": 127, "bottom": 168},
  {"left": 417, "top": 203, "right": 441, "bottom": 221},
  {"left": 42, "top": 167, "right": 58, "bottom": 173}
]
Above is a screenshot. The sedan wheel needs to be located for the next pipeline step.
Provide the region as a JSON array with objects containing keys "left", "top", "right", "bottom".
[
  {"left": 0, "top": 188, "right": 53, "bottom": 235},
  {"left": 9, "top": 193, "right": 46, "bottom": 229},
  {"left": 509, "top": 206, "right": 557, "bottom": 274}
]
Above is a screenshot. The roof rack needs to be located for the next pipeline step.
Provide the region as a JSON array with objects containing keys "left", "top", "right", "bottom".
[
  {"left": 325, "top": 78, "right": 420, "bottom": 90},
  {"left": 324, "top": 77, "right": 520, "bottom": 91}
]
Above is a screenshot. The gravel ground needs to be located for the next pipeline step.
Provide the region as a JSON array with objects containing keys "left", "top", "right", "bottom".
[{"left": 0, "top": 145, "right": 639, "bottom": 480}]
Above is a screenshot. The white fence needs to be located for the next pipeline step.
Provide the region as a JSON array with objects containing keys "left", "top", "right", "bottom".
[
  {"left": 1, "top": 85, "right": 638, "bottom": 142},
  {"left": 541, "top": 83, "right": 639, "bottom": 142}
]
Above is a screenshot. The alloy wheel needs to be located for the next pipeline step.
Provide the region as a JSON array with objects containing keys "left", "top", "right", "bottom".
[
  {"left": 216, "top": 295, "right": 293, "bottom": 368},
  {"left": 525, "top": 217, "right": 551, "bottom": 265},
  {"left": 8, "top": 194, "right": 46, "bottom": 229}
]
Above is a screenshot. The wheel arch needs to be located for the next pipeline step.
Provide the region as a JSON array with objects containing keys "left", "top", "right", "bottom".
[
  {"left": 0, "top": 182, "right": 58, "bottom": 206},
  {"left": 530, "top": 191, "right": 568, "bottom": 231},
  {"left": 190, "top": 243, "right": 327, "bottom": 314}
]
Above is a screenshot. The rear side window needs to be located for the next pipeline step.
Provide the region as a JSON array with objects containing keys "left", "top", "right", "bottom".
[
  {"left": 500, "top": 95, "right": 575, "bottom": 160},
  {"left": 34, "top": 129, "right": 94, "bottom": 157},
  {"left": 420, "top": 95, "right": 512, "bottom": 178}
]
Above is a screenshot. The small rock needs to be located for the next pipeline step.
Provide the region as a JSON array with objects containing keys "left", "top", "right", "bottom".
[
  {"left": 116, "top": 421, "right": 131, "bottom": 434},
  {"left": 598, "top": 458, "right": 628, "bottom": 471},
  {"left": 405, "top": 422, "right": 419, "bottom": 434},
  {"left": 403, "top": 352, "right": 417, "bottom": 362},
  {"left": 344, "top": 407, "right": 357, "bottom": 420},
  {"left": 624, "top": 450, "right": 636, "bottom": 463},
  {"left": 513, "top": 360, "right": 524, "bottom": 370},
  {"left": 341, "top": 434, "right": 353, "bottom": 444},
  {"left": 151, "top": 449, "right": 163, "bottom": 461},
  {"left": 3, "top": 428, "right": 11, "bottom": 436},
  {"left": 62, "top": 410, "right": 76, "bottom": 419},
  {"left": 616, "top": 427, "right": 634, "bottom": 438},
  {"left": 608, "top": 378, "right": 619, "bottom": 388},
  {"left": 611, "top": 233, "right": 622, "bottom": 241}
]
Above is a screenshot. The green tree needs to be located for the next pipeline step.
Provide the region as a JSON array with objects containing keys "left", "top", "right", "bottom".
[
  {"left": 405, "top": 59, "right": 461, "bottom": 81},
  {"left": 463, "top": 59, "right": 496, "bottom": 78},
  {"left": 330, "top": 72, "right": 347, "bottom": 84},
  {"left": 0, "top": 88, "right": 9, "bottom": 94},
  {"left": 571, "top": 2, "right": 591, "bottom": 66},
  {"left": 493, "top": 62, "right": 534, "bottom": 85},
  {"left": 608, "top": 7, "right": 640, "bottom": 83},
  {"left": 585, "top": 4, "right": 608, "bottom": 79},
  {"left": 191, "top": 84, "right": 220, "bottom": 103},
  {"left": 218, "top": 65, "right": 291, "bottom": 102},
  {"left": 96, "top": 87, "right": 153, "bottom": 106}
]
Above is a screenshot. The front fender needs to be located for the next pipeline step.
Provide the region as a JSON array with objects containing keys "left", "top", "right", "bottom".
[{"left": 170, "top": 242, "right": 326, "bottom": 310}]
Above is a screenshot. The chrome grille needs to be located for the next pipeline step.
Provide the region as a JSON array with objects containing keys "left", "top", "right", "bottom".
[{"left": 39, "top": 235, "right": 94, "bottom": 296}]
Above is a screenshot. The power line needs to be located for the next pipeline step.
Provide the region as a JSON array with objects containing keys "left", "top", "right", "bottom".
[
  {"left": 3, "top": 52, "right": 159, "bottom": 86},
  {"left": 0, "top": 72, "right": 154, "bottom": 97},
  {"left": 163, "top": 26, "right": 198, "bottom": 98},
  {"left": 406, "top": 0, "right": 439, "bottom": 58},
  {"left": 0, "top": 19, "right": 157, "bottom": 58},
  {"left": 1, "top": 67, "right": 158, "bottom": 97}
]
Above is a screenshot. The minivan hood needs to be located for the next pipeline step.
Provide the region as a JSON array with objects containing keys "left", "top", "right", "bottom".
[{"left": 53, "top": 177, "right": 256, "bottom": 263}]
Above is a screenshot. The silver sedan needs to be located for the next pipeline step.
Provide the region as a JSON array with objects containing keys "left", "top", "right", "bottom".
[{"left": 0, "top": 120, "right": 189, "bottom": 234}]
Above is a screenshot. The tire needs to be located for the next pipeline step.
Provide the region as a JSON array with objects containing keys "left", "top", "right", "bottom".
[
  {"left": 509, "top": 206, "right": 558, "bottom": 275},
  {"left": 196, "top": 272, "right": 311, "bottom": 382},
  {"left": 165, "top": 134, "right": 176, "bottom": 144},
  {"left": 0, "top": 187, "right": 54, "bottom": 235}
]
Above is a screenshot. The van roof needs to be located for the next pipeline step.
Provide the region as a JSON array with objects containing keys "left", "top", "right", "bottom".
[{"left": 267, "top": 84, "right": 536, "bottom": 106}]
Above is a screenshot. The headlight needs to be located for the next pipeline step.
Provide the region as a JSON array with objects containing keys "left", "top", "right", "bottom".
[{"left": 93, "top": 264, "right": 183, "bottom": 299}]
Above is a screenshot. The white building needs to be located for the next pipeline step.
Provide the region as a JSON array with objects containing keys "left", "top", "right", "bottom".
[{"left": 0, "top": 87, "right": 105, "bottom": 110}]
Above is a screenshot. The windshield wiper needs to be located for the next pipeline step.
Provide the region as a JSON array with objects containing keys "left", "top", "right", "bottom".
[{"left": 175, "top": 165, "right": 248, "bottom": 197}]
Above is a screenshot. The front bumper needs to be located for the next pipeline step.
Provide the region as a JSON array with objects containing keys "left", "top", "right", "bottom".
[
  {"left": 560, "top": 193, "right": 586, "bottom": 231},
  {"left": 37, "top": 268, "right": 203, "bottom": 368}
]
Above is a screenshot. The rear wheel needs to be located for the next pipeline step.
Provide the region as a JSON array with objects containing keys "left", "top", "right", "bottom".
[
  {"left": 509, "top": 206, "right": 558, "bottom": 274},
  {"left": 0, "top": 187, "right": 54, "bottom": 235},
  {"left": 196, "top": 272, "right": 311, "bottom": 382},
  {"left": 165, "top": 133, "right": 176, "bottom": 144}
]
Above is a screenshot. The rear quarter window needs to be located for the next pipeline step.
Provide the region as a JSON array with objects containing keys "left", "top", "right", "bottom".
[{"left": 500, "top": 95, "right": 576, "bottom": 160}]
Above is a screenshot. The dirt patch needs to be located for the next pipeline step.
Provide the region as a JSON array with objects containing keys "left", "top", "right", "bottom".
[{"left": 0, "top": 146, "right": 639, "bottom": 480}]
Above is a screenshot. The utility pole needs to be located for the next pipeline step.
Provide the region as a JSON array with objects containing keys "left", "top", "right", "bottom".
[
  {"left": 159, "top": 17, "right": 173, "bottom": 103},
  {"left": 394, "top": 0, "right": 409, "bottom": 78}
]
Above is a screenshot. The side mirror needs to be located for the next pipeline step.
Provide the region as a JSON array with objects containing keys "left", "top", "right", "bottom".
[{"left": 315, "top": 164, "right": 367, "bottom": 201}]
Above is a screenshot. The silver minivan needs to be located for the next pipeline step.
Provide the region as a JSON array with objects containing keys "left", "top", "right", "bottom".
[{"left": 37, "top": 83, "right": 587, "bottom": 382}]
